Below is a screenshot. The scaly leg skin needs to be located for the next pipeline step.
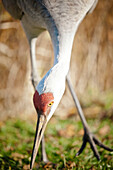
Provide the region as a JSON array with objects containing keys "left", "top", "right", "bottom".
[
  {"left": 66, "top": 74, "right": 113, "bottom": 160},
  {"left": 30, "top": 37, "right": 49, "bottom": 163}
]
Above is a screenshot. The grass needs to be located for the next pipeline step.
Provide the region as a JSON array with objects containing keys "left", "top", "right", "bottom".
[{"left": 0, "top": 116, "right": 113, "bottom": 170}]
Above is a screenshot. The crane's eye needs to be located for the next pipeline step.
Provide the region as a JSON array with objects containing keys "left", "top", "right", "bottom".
[{"left": 48, "top": 101, "right": 54, "bottom": 107}]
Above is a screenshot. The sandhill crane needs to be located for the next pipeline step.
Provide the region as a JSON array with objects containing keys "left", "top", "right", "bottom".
[{"left": 2, "top": 0, "right": 113, "bottom": 169}]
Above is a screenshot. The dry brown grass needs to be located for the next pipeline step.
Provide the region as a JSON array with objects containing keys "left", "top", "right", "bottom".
[{"left": 0, "top": 0, "right": 113, "bottom": 120}]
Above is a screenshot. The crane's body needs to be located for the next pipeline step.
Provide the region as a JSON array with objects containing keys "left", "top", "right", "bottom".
[
  {"left": 3, "top": 0, "right": 97, "bottom": 119},
  {"left": 2, "top": 0, "right": 113, "bottom": 169}
]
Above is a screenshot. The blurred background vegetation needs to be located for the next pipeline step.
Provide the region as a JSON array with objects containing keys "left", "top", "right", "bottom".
[{"left": 0, "top": 0, "right": 113, "bottom": 120}]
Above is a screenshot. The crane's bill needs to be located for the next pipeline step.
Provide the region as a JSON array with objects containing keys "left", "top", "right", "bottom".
[{"left": 30, "top": 114, "right": 47, "bottom": 169}]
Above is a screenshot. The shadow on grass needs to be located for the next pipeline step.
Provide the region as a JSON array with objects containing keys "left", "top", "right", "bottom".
[{"left": 0, "top": 155, "right": 23, "bottom": 170}]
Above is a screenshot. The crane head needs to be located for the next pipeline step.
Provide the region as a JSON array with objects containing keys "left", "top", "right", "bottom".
[
  {"left": 33, "top": 91, "right": 54, "bottom": 115},
  {"left": 30, "top": 90, "right": 55, "bottom": 169}
]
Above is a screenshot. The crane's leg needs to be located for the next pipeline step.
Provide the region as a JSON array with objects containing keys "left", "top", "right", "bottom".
[
  {"left": 66, "top": 74, "right": 113, "bottom": 160},
  {"left": 41, "top": 136, "right": 49, "bottom": 163},
  {"left": 30, "top": 38, "right": 39, "bottom": 89},
  {"left": 30, "top": 37, "right": 48, "bottom": 163}
]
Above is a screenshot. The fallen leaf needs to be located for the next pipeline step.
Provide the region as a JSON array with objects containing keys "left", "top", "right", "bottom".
[
  {"left": 78, "top": 129, "right": 84, "bottom": 136},
  {"left": 91, "top": 167, "right": 96, "bottom": 170},
  {"left": 67, "top": 107, "right": 78, "bottom": 118},
  {"left": 70, "top": 162, "right": 76, "bottom": 167},
  {"left": 66, "top": 124, "right": 75, "bottom": 137},
  {"left": 84, "top": 106, "right": 102, "bottom": 119},
  {"left": 11, "top": 152, "right": 24, "bottom": 159},
  {"left": 58, "top": 129, "right": 66, "bottom": 137},
  {"left": 23, "top": 164, "right": 30, "bottom": 170},
  {"left": 44, "top": 162, "right": 54, "bottom": 169},
  {"left": 99, "top": 125, "right": 110, "bottom": 135},
  {"left": 58, "top": 125, "right": 75, "bottom": 138}
]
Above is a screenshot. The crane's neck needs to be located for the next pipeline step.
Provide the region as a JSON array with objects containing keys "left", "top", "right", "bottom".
[
  {"left": 36, "top": 14, "right": 84, "bottom": 121},
  {"left": 51, "top": 23, "right": 82, "bottom": 79},
  {"left": 37, "top": 29, "right": 76, "bottom": 98},
  {"left": 36, "top": 9, "right": 85, "bottom": 95},
  {"left": 36, "top": 7, "right": 85, "bottom": 97},
  {"left": 53, "top": 31, "right": 75, "bottom": 77},
  {"left": 50, "top": 21, "right": 83, "bottom": 79},
  {"left": 36, "top": 30, "right": 75, "bottom": 121}
]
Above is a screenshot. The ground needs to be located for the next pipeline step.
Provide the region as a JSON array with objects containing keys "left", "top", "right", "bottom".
[{"left": 0, "top": 112, "right": 113, "bottom": 170}]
